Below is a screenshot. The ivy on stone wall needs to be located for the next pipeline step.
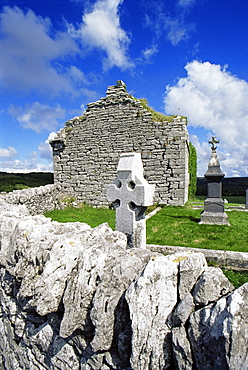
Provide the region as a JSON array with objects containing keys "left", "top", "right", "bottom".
[{"left": 188, "top": 142, "right": 197, "bottom": 198}]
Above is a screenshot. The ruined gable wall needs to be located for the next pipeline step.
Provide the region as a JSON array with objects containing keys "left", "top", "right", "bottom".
[{"left": 51, "top": 84, "right": 189, "bottom": 206}]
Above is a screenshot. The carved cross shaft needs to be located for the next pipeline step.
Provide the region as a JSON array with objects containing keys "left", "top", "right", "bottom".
[{"left": 107, "top": 153, "right": 155, "bottom": 249}]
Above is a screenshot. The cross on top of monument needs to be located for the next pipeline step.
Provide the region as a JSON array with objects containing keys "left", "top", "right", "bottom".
[
  {"left": 208, "top": 136, "right": 219, "bottom": 152},
  {"left": 107, "top": 153, "right": 155, "bottom": 249}
]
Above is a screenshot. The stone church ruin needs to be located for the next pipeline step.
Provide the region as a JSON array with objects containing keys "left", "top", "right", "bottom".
[{"left": 50, "top": 81, "right": 190, "bottom": 207}]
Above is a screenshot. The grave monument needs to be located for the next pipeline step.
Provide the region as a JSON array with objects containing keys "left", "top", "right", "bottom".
[
  {"left": 200, "top": 137, "right": 230, "bottom": 225},
  {"left": 107, "top": 152, "right": 155, "bottom": 248}
]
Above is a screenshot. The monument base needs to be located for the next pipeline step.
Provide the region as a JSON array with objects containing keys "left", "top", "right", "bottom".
[
  {"left": 203, "top": 197, "right": 224, "bottom": 213},
  {"left": 199, "top": 211, "right": 230, "bottom": 226}
]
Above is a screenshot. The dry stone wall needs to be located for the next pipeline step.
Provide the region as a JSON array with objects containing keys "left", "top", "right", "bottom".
[
  {"left": 0, "top": 184, "right": 60, "bottom": 215},
  {"left": 51, "top": 82, "right": 189, "bottom": 207},
  {"left": 0, "top": 199, "right": 247, "bottom": 370}
]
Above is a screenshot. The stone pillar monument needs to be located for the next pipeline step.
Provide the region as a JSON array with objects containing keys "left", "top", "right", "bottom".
[
  {"left": 107, "top": 153, "right": 155, "bottom": 248},
  {"left": 200, "top": 137, "right": 230, "bottom": 225}
]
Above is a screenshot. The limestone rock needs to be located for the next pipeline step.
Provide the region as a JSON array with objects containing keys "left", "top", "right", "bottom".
[
  {"left": 59, "top": 229, "right": 152, "bottom": 343},
  {"left": 0, "top": 197, "right": 30, "bottom": 215},
  {"left": 125, "top": 254, "right": 179, "bottom": 369},
  {"left": 89, "top": 249, "right": 153, "bottom": 352},
  {"left": 172, "top": 326, "right": 193, "bottom": 370},
  {"left": 193, "top": 267, "right": 234, "bottom": 306},
  {"left": 177, "top": 252, "right": 207, "bottom": 300},
  {"left": 1, "top": 201, "right": 246, "bottom": 370},
  {"left": 0, "top": 184, "right": 60, "bottom": 215},
  {"left": 172, "top": 293, "right": 195, "bottom": 326},
  {"left": 188, "top": 283, "right": 248, "bottom": 370},
  {"left": 125, "top": 251, "right": 207, "bottom": 369}
]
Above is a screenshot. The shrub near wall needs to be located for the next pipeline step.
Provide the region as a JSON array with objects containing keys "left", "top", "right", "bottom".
[{"left": 188, "top": 142, "right": 197, "bottom": 199}]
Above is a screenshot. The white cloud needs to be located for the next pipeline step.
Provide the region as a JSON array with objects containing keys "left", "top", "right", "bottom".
[
  {"left": 38, "top": 132, "right": 57, "bottom": 160},
  {"left": 143, "top": 1, "right": 195, "bottom": 46},
  {"left": 189, "top": 134, "right": 215, "bottom": 177},
  {"left": 177, "top": 0, "right": 197, "bottom": 7},
  {"left": 141, "top": 44, "right": 158, "bottom": 63},
  {"left": 164, "top": 60, "right": 248, "bottom": 177},
  {"left": 0, "top": 134, "right": 55, "bottom": 173},
  {"left": 164, "top": 17, "right": 189, "bottom": 45},
  {"left": 68, "top": 0, "right": 133, "bottom": 69},
  {"left": 0, "top": 146, "right": 17, "bottom": 158},
  {"left": 9, "top": 102, "right": 66, "bottom": 133},
  {"left": 0, "top": 6, "right": 80, "bottom": 95},
  {"left": 0, "top": 159, "right": 53, "bottom": 173}
]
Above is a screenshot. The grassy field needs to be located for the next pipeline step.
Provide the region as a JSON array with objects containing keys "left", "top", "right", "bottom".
[
  {"left": 0, "top": 172, "right": 54, "bottom": 192},
  {"left": 45, "top": 203, "right": 248, "bottom": 253},
  {"left": 45, "top": 204, "right": 116, "bottom": 230},
  {"left": 146, "top": 206, "right": 248, "bottom": 252}
]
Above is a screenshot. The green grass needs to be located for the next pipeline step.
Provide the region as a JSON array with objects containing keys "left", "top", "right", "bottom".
[
  {"left": 224, "top": 196, "right": 246, "bottom": 204},
  {"left": 137, "top": 98, "right": 187, "bottom": 123},
  {"left": 45, "top": 203, "right": 248, "bottom": 253},
  {"left": 146, "top": 206, "right": 248, "bottom": 252},
  {"left": 45, "top": 204, "right": 116, "bottom": 230},
  {"left": 222, "top": 269, "right": 248, "bottom": 289},
  {"left": 0, "top": 172, "right": 54, "bottom": 192},
  {"left": 44, "top": 204, "right": 248, "bottom": 287}
]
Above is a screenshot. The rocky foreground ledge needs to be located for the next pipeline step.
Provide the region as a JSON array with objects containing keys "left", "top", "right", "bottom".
[{"left": 0, "top": 200, "right": 247, "bottom": 369}]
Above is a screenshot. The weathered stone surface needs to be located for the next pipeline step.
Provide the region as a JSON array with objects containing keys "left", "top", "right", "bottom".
[
  {"left": 148, "top": 243, "right": 248, "bottom": 271},
  {"left": 0, "top": 212, "right": 93, "bottom": 314},
  {"left": 107, "top": 152, "right": 155, "bottom": 248},
  {"left": 126, "top": 254, "right": 178, "bottom": 369},
  {"left": 0, "top": 201, "right": 156, "bottom": 369},
  {"left": 1, "top": 200, "right": 247, "bottom": 370},
  {"left": 0, "top": 196, "right": 30, "bottom": 215},
  {"left": 50, "top": 82, "right": 189, "bottom": 207},
  {"left": 172, "top": 293, "right": 195, "bottom": 326},
  {"left": 172, "top": 326, "right": 193, "bottom": 370},
  {"left": 177, "top": 252, "right": 207, "bottom": 300},
  {"left": 0, "top": 184, "right": 60, "bottom": 215},
  {"left": 193, "top": 267, "right": 234, "bottom": 306},
  {"left": 188, "top": 283, "right": 248, "bottom": 370},
  {"left": 125, "top": 251, "right": 205, "bottom": 370},
  {"left": 200, "top": 209, "right": 230, "bottom": 226},
  {"left": 60, "top": 241, "right": 153, "bottom": 349}
]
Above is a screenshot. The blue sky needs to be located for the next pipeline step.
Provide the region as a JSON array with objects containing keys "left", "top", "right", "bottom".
[{"left": 0, "top": 0, "right": 247, "bottom": 177}]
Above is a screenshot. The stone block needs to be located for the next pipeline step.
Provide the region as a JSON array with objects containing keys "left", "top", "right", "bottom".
[
  {"left": 193, "top": 267, "right": 234, "bottom": 306},
  {"left": 188, "top": 283, "right": 248, "bottom": 370},
  {"left": 200, "top": 211, "right": 230, "bottom": 226}
]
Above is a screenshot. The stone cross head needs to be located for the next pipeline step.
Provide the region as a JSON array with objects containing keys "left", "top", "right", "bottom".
[
  {"left": 107, "top": 153, "right": 155, "bottom": 249},
  {"left": 208, "top": 136, "right": 219, "bottom": 152}
]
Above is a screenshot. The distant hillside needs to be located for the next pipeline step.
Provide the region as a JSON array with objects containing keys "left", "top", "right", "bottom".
[
  {"left": 1, "top": 172, "right": 247, "bottom": 197},
  {"left": 0, "top": 172, "right": 54, "bottom": 193},
  {"left": 197, "top": 177, "right": 248, "bottom": 196}
]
